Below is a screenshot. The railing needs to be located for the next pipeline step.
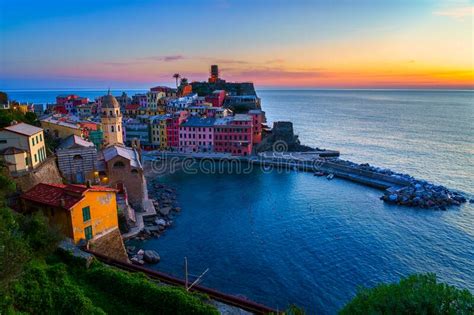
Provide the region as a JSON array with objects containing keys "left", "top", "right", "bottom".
[{"left": 83, "top": 249, "right": 278, "bottom": 314}]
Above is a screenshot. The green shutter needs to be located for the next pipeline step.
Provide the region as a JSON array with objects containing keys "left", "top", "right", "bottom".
[
  {"left": 84, "top": 226, "right": 93, "bottom": 240},
  {"left": 82, "top": 206, "right": 91, "bottom": 222}
]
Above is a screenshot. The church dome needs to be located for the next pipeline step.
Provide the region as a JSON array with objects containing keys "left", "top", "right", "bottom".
[{"left": 102, "top": 93, "right": 120, "bottom": 109}]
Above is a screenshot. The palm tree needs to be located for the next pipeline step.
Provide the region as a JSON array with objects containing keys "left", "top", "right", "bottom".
[{"left": 172, "top": 73, "right": 181, "bottom": 88}]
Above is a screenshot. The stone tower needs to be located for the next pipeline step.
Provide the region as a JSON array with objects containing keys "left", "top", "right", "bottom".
[{"left": 101, "top": 91, "right": 123, "bottom": 146}]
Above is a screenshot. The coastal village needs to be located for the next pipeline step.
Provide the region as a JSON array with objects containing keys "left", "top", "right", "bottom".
[
  {"left": 0, "top": 65, "right": 290, "bottom": 267},
  {"left": 0, "top": 65, "right": 469, "bottom": 265}
]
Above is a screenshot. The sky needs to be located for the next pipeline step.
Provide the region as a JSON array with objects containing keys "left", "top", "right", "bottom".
[{"left": 0, "top": 0, "right": 473, "bottom": 89}]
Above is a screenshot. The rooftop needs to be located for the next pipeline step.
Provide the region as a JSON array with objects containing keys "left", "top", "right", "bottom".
[
  {"left": 102, "top": 145, "right": 141, "bottom": 168},
  {"left": 21, "top": 183, "right": 116, "bottom": 210},
  {"left": 0, "top": 147, "right": 26, "bottom": 155},
  {"left": 41, "top": 116, "right": 81, "bottom": 129},
  {"left": 2, "top": 122, "right": 43, "bottom": 136},
  {"left": 58, "top": 135, "right": 95, "bottom": 150},
  {"left": 181, "top": 116, "right": 216, "bottom": 127}
]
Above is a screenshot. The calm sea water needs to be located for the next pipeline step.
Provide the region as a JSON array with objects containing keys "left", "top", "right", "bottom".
[{"left": 7, "top": 89, "right": 474, "bottom": 314}]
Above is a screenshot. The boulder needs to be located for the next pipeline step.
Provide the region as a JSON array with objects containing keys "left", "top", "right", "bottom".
[
  {"left": 160, "top": 206, "right": 172, "bottom": 216},
  {"left": 143, "top": 250, "right": 160, "bottom": 264}
]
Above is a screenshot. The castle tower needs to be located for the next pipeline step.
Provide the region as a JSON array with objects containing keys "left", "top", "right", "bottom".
[{"left": 101, "top": 91, "right": 123, "bottom": 146}]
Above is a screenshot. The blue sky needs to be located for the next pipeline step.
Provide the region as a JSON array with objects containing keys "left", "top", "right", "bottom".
[{"left": 1, "top": 0, "right": 472, "bottom": 89}]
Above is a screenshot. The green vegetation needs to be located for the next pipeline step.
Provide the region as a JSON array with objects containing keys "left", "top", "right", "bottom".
[
  {"left": 0, "top": 92, "right": 38, "bottom": 128},
  {"left": 340, "top": 273, "right": 473, "bottom": 314},
  {"left": 0, "top": 171, "right": 218, "bottom": 314}
]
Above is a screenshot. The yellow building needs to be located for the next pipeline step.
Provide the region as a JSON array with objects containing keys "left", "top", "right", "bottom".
[
  {"left": 101, "top": 93, "right": 123, "bottom": 146},
  {"left": 0, "top": 122, "right": 47, "bottom": 169},
  {"left": 0, "top": 147, "right": 28, "bottom": 174},
  {"left": 21, "top": 183, "right": 119, "bottom": 243},
  {"left": 149, "top": 115, "right": 168, "bottom": 149},
  {"left": 41, "top": 116, "right": 83, "bottom": 139}
]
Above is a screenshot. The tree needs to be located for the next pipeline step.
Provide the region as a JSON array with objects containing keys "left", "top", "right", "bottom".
[
  {"left": 340, "top": 273, "right": 473, "bottom": 314},
  {"left": 172, "top": 73, "right": 181, "bottom": 88},
  {"left": 0, "top": 91, "right": 7, "bottom": 105}
]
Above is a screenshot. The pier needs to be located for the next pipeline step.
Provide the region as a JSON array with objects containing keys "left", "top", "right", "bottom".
[{"left": 148, "top": 151, "right": 467, "bottom": 209}]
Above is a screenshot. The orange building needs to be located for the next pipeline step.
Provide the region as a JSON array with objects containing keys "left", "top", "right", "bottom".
[{"left": 21, "top": 183, "right": 118, "bottom": 243}]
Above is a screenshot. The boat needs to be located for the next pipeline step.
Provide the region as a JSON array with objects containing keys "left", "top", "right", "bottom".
[
  {"left": 314, "top": 171, "right": 325, "bottom": 176},
  {"left": 326, "top": 173, "right": 334, "bottom": 180}
]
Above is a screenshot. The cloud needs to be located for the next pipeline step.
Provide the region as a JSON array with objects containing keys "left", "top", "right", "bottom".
[
  {"left": 141, "top": 55, "right": 185, "bottom": 62},
  {"left": 433, "top": 6, "right": 474, "bottom": 19}
]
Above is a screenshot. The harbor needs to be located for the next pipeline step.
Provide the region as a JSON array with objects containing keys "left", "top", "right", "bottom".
[{"left": 149, "top": 150, "right": 469, "bottom": 210}]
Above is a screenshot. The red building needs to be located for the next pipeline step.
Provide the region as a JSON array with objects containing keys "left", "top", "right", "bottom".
[
  {"left": 166, "top": 111, "right": 189, "bottom": 149},
  {"left": 214, "top": 114, "right": 253, "bottom": 156},
  {"left": 205, "top": 90, "right": 226, "bottom": 107},
  {"left": 248, "top": 109, "right": 264, "bottom": 145}
]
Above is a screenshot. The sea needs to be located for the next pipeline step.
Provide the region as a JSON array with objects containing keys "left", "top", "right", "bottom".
[{"left": 5, "top": 89, "right": 474, "bottom": 314}]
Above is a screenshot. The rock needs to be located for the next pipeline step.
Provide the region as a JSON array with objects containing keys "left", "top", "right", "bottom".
[
  {"left": 155, "top": 218, "right": 166, "bottom": 226},
  {"left": 143, "top": 250, "right": 160, "bottom": 264},
  {"left": 173, "top": 207, "right": 181, "bottom": 212},
  {"left": 137, "top": 249, "right": 144, "bottom": 256},
  {"left": 160, "top": 206, "right": 172, "bottom": 216},
  {"left": 389, "top": 194, "right": 398, "bottom": 202}
]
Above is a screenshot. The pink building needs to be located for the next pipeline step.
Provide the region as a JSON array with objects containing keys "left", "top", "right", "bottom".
[
  {"left": 179, "top": 117, "right": 215, "bottom": 153},
  {"left": 248, "top": 109, "right": 265, "bottom": 145},
  {"left": 205, "top": 90, "right": 226, "bottom": 107},
  {"left": 214, "top": 114, "right": 253, "bottom": 156},
  {"left": 166, "top": 111, "right": 189, "bottom": 149}
]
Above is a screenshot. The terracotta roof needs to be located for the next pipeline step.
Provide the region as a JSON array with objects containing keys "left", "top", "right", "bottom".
[
  {"left": 2, "top": 122, "right": 43, "bottom": 136},
  {"left": 125, "top": 104, "right": 140, "bottom": 110},
  {"left": 21, "top": 183, "right": 116, "bottom": 210}
]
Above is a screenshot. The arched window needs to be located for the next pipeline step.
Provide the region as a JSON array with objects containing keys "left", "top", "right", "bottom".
[
  {"left": 118, "top": 125, "right": 120, "bottom": 132},
  {"left": 73, "top": 154, "right": 83, "bottom": 161},
  {"left": 113, "top": 161, "right": 125, "bottom": 169},
  {"left": 109, "top": 110, "right": 113, "bottom": 116}
]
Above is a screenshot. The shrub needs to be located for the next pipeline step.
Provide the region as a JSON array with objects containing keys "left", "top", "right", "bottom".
[
  {"left": 340, "top": 273, "right": 474, "bottom": 314},
  {"left": 85, "top": 264, "right": 219, "bottom": 314},
  {"left": 10, "top": 261, "right": 105, "bottom": 315}
]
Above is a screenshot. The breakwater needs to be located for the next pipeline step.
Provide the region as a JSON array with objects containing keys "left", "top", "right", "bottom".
[{"left": 150, "top": 151, "right": 468, "bottom": 210}]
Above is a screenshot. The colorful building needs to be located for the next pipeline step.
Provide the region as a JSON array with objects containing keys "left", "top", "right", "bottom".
[
  {"left": 21, "top": 183, "right": 118, "bottom": 243},
  {"left": 214, "top": 114, "right": 253, "bottom": 156},
  {"left": 179, "top": 117, "right": 215, "bottom": 153},
  {"left": 248, "top": 109, "right": 265, "bottom": 145},
  {"left": 166, "top": 111, "right": 189, "bottom": 149},
  {"left": 41, "top": 116, "right": 84, "bottom": 139},
  {"left": 205, "top": 90, "right": 226, "bottom": 107},
  {"left": 0, "top": 122, "right": 47, "bottom": 169}
]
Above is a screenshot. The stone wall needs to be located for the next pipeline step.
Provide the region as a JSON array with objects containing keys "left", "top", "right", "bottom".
[
  {"left": 88, "top": 228, "right": 129, "bottom": 262},
  {"left": 13, "top": 156, "right": 63, "bottom": 192}
]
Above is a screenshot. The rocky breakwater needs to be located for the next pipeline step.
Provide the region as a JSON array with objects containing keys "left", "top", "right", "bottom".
[
  {"left": 382, "top": 182, "right": 467, "bottom": 210},
  {"left": 330, "top": 160, "right": 468, "bottom": 210},
  {"left": 127, "top": 180, "right": 182, "bottom": 265}
]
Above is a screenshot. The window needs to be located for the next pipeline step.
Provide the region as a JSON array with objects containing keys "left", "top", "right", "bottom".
[
  {"left": 34, "top": 154, "right": 37, "bottom": 163},
  {"left": 82, "top": 206, "right": 91, "bottom": 222},
  {"left": 32, "top": 138, "right": 35, "bottom": 145},
  {"left": 39, "top": 134, "right": 43, "bottom": 141},
  {"left": 0, "top": 140, "right": 6, "bottom": 144},
  {"left": 36, "top": 135, "right": 39, "bottom": 143},
  {"left": 113, "top": 161, "right": 125, "bottom": 169},
  {"left": 84, "top": 225, "right": 93, "bottom": 240},
  {"left": 111, "top": 125, "right": 115, "bottom": 132}
]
